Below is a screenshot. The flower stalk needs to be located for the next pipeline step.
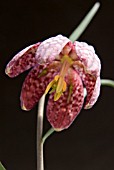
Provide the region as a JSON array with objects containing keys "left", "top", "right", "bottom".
[
  {"left": 101, "top": 79, "right": 114, "bottom": 88},
  {"left": 42, "top": 128, "right": 55, "bottom": 145},
  {"left": 37, "top": 95, "right": 45, "bottom": 170}
]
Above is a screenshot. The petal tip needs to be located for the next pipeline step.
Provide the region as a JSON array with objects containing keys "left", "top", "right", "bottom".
[
  {"left": 21, "top": 103, "right": 28, "bottom": 111},
  {"left": 54, "top": 128, "right": 63, "bottom": 132},
  {"left": 5, "top": 67, "right": 11, "bottom": 76},
  {"left": 84, "top": 103, "right": 91, "bottom": 109}
]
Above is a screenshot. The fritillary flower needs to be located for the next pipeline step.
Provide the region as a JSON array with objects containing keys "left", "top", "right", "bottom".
[{"left": 5, "top": 35, "right": 101, "bottom": 131}]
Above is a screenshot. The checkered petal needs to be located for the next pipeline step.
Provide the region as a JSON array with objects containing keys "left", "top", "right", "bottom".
[
  {"left": 82, "top": 73, "right": 101, "bottom": 109},
  {"left": 73, "top": 65, "right": 101, "bottom": 109},
  {"left": 75, "top": 41, "right": 101, "bottom": 77},
  {"left": 73, "top": 41, "right": 101, "bottom": 109},
  {"left": 5, "top": 43, "right": 40, "bottom": 77},
  {"left": 20, "top": 63, "right": 59, "bottom": 111},
  {"left": 46, "top": 68, "right": 84, "bottom": 131},
  {"left": 83, "top": 75, "right": 101, "bottom": 109},
  {"left": 35, "top": 35, "right": 70, "bottom": 64}
]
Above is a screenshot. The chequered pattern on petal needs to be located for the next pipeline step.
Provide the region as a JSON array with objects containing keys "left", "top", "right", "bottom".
[
  {"left": 82, "top": 73, "right": 100, "bottom": 109},
  {"left": 5, "top": 43, "right": 40, "bottom": 77},
  {"left": 72, "top": 64, "right": 101, "bottom": 109},
  {"left": 46, "top": 68, "right": 84, "bottom": 131},
  {"left": 20, "top": 63, "right": 60, "bottom": 110},
  {"left": 75, "top": 41, "right": 101, "bottom": 77},
  {"left": 35, "top": 35, "right": 70, "bottom": 64},
  {"left": 84, "top": 76, "right": 101, "bottom": 109}
]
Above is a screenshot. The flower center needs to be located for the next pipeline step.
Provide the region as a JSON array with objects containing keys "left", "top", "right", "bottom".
[{"left": 45, "top": 55, "right": 73, "bottom": 101}]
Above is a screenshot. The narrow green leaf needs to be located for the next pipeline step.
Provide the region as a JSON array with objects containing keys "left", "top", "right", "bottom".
[
  {"left": 0, "top": 162, "right": 6, "bottom": 170},
  {"left": 69, "top": 2, "right": 100, "bottom": 41}
]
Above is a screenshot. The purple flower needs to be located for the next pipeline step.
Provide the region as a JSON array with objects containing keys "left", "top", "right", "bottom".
[{"left": 5, "top": 35, "right": 101, "bottom": 131}]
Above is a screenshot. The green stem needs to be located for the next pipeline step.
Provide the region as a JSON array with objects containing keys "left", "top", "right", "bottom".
[
  {"left": 0, "top": 162, "right": 6, "bottom": 170},
  {"left": 42, "top": 128, "right": 55, "bottom": 145},
  {"left": 101, "top": 79, "right": 114, "bottom": 88},
  {"left": 37, "top": 95, "right": 45, "bottom": 170},
  {"left": 69, "top": 2, "right": 100, "bottom": 41}
]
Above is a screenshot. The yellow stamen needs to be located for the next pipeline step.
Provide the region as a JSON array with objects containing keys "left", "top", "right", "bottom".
[
  {"left": 45, "top": 55, "right": 73, "bottom": 101},
  {"left": 56, "top": 55, "right": 72, "bottom": 94},
  {"left": 45, "top": 79, "right": 56, "bottom": 94},
  {"left": 45, "top": 75, "right": 60, "bottom": 94},
  {"left": 63, "top": 81, "right": 67, "bottom": 92},
  {"left": 54, "top": 92, "right": 62, "bottom": 101},
  {"left": 56, "top": 77, "right": 64, "bottom": 93},
  {"left": 54, "top": 81, "right": 67, "bottom": 101}
]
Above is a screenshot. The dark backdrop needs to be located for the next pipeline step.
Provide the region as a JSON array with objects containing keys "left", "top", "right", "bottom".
[{"left": 0, "top": 0, "right": 114, "bottom": 170}]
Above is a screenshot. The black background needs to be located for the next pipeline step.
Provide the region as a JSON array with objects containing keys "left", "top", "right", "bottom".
[{"left": 0, "top": 0, "right": 114, "bottom": 170}]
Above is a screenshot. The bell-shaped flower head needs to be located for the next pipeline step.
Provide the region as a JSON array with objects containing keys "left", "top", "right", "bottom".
[{"left": 5, "top": 35, "right": 101, "bottom": 131}]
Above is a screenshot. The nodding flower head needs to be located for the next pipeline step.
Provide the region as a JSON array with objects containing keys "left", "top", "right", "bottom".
[{"left": 5, "top": 35, "right": 101, "bottom": 131}]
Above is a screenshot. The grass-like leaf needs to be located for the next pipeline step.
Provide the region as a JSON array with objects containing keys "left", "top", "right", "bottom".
[{"left": 0, "top": 162, "right": 6, "bottom": 170}]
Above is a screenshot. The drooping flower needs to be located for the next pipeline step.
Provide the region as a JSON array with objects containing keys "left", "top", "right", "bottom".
[{"left": 5, "top": 35, "right": 101, "bottom": 131}]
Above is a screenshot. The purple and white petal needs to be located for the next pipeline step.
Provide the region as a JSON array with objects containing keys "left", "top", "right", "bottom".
[
  {"left": 46, "top": 68, "right": 84, "bottom": 131},
  {"left": 84, "top": 76, "right": 101, "bottom": 109},
  {"left": 35, "top": 35, "right": 70, "bottom": 64},
  {"left": 20, "top": 63, "right": 60, "bottom": 111},
  {"left": 75, "top": 41, "right": 101, "bottom": 77},
  {"left": 5, "top": 43, "right": 40, "bottom": 77},
  {"left": 81, "top": 72, "right": 100, "bottom": 109}
]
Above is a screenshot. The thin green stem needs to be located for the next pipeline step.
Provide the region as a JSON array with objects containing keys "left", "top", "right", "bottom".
[
  {"left": 0, "top": 162, "right": 6, "bottom": 170},
  {"left": 69, "top": 2, "right": 100, "bottom": 41},
  {"left": 101, "top": 79, "right": 114, "bottom": 88},
  {"left": 42, "top": 128, "right": 55, "bottom": 145},
  {"left": 37, "top": 94, "right": 45, "bottom": 170}
]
